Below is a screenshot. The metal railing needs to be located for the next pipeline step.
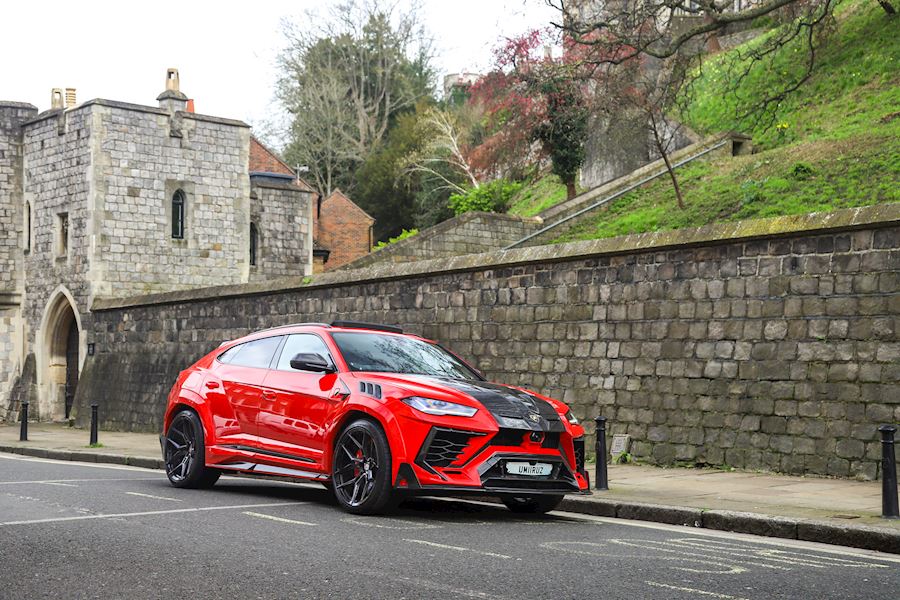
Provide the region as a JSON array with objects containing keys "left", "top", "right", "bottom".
[{"left": 503, "top": 138, "right": 731, "bottom": 250}]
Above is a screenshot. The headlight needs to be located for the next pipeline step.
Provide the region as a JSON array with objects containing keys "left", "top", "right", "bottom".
[
  {"left": 565, "top": 410, "right": 579, "bottom": 425},
  {"left": 402, "top": 396, "right": 478, "bottom": 417}
]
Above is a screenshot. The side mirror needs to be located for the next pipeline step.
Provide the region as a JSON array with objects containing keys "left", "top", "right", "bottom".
[{"left": 289, "top": 352, "right": 335, "bottom": 373}]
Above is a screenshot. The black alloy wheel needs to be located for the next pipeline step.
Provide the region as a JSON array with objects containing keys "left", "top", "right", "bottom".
[
  {"left": 332, "top": 419, "right": 393, "bottom": 514},
  {"left": 164, "top": 409, "right": 220, "bottom": 489},
  {"left": 501, "top": 494, "right": 565, "bottom": 514}
]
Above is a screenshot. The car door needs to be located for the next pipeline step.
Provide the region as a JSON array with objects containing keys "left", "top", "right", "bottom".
[
  {"left": 258, "top": 333, "right": 341, "bottom": 466},
  {"left": 211, "top": 335, "right": 284, "bottom": 448}
]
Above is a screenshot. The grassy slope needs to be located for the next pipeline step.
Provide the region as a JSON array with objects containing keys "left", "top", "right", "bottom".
[
  {"left": 507, "top": 173, "right": 572, "bottom": 217},
  {"left": 553, "top": 0, "right": 899, "bottom": 243}
]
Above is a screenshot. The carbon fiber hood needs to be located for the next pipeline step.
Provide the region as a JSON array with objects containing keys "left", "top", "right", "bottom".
[{"left": 433, "top": 379, "right": 565, "bottom": 433}]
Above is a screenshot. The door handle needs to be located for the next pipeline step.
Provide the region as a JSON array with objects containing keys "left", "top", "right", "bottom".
[
  {"left": 205, "top": 381, "right": 219, "bottom": 389},
  {"left": 262, "top": 390, "right": 277, "bottom": 400}
]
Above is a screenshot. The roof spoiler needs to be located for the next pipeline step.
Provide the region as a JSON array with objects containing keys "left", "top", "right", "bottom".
[{"left": 331, "top": 320, "right": 403, "bottom": 334}]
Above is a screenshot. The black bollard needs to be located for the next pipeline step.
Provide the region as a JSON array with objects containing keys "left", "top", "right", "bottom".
[
  {"left": 879, "top": 425, "right": 899, "bottom": 519},
  {"left": 19, "top": 401, "right": 28, "bottom": 442},
  {"left": 90, "top": 404, "right": 99, "bottom": 446},
  {"left": 595, "top": 416, "right": 609, "bottom": 491}
]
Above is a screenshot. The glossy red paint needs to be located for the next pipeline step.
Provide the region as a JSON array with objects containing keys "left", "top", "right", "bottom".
[{"left": 162, "top": 323, "right": 590, "bottom": 497}]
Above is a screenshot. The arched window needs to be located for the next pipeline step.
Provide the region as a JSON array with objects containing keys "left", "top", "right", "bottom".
[
  {"left": 171, "top": 190, "right": 185, "bottom": 239},
  {"left": 249, "top": 222, "right": 258, "bottom": 266}
]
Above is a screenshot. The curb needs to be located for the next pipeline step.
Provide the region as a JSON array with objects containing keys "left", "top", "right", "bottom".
[
  {"left": 557, "top": 496, "right": 900, "bottom": 555},
  {"left": 0, "top": 445, "right": 164, "bottom": 470},
  {"left": 3, "top": 445, "right": 897, "bottom": 554}
]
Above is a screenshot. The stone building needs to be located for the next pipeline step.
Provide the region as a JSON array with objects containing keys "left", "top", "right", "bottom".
[
  {"left": 0, "top": 69, "right": 316, "bottom": 423},
  {"left": 249, "top": 138, "right": 375, "bottom": 273}
]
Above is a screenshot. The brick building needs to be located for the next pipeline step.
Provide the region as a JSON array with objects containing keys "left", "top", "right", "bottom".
[
  {"left": 249, "top": 139, "right": 374, "bottom": 273},
  {"left": 0, "top": 69, "right": 316, "bottom": 422}
]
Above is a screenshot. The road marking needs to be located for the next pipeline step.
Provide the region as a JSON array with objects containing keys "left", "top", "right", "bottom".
[
  {"left": 342, "top": 516, "right": 441, "bottom": 529},
  {"left": 403, "top": 538, "right": 512, "bottom": 560},
  {"left": 670, "top": 538, "right": 888, "bottom": 570},
  {"left": 0, "top": 501, "right": 300, "bottom": 526},
  {"left": 40, "top": 482, "right": 78, "bottom": 488},
  {"left": 355, "top": 568, "right": 509, "bottom": 600},
  {"left": 0, "top": 478, "right": 162, "bottom": 486},
  {"left": 243, "top": 511, "right": 317, "bottom": 526},
  {"left": 0, "top": 453, "right": 155, "bottom": 473},
  {"left": 646, "top": 581, "right": 750, "bottom": 600},
  {"left": 125, "top": 491, "right": 181, "bottom": 502},
  {"left": 542, "top": 541, "right": 746, "bottom": 574},
  {"left": 547, "top": 509, "right": 900, "bottom": 565}
]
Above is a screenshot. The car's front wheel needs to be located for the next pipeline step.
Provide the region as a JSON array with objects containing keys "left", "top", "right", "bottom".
[
  {"left": 501, "top": 494, "right": 564, "bottom": 514},
  {"left": 164, "top": 409, "right": 220, "bottom": 489},
  {"left": 331, "top": 418, "right": 393, "bottom": 514}
]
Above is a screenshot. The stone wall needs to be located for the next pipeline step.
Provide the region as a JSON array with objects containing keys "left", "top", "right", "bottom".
[
  {"left": 20, "top": 108, "right": 96, "bottom": 419},
  {"left": 249, "top": 178, "right": 313, "bottom": 282},
  {"left": 77, "top": 205, "right": 900, "bottom": 479},
  {"left": 344, "top": 212, "right": 543, "bottom": 270},
  {"left": 0, "top": 102, "right": 36, "bottom": 413},
  {"left": 90, "top": 101, "right": 252, "bottom": 296}
]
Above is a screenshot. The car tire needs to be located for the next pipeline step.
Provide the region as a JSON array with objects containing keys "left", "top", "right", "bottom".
[
  {"left": 164, "top": 409, "right": 221, "bottom": 489},
  {"left": 331, "top": 418, "right": 394, "bottom": 515},
  {"left": 501, "top": 494, "right": 564, "bottom": 514}
]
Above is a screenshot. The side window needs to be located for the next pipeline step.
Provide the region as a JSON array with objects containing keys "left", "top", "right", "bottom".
[
  {"left": 217, "top": 344, "right": 242, "bottom": 364},
  {"left": 227, "top": 336, "right": 283, "bottom": 369},
  {"left": 276, "top": 334, "right": 333, "bottom": 371}
]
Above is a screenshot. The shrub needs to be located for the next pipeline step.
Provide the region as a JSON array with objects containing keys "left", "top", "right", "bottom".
[
  {"left": 373, "top": 228, "right": 418, "bottom": 250},
  {"left": 448, "top": 179, "right": 523, "bottom": 215},
  {"left": 790, "top": 162, "right": 816, "bottom": 180}
]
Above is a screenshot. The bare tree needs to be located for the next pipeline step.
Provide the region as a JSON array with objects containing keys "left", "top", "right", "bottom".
[
  {"left": 277, "top": 1, "right": 434, "bottom": 196},
  {"left": 405, "top": 107, "right": 480, "bottom": 195}
]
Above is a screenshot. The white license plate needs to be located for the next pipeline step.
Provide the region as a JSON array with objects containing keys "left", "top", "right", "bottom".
[{"left": 505, "top": 462, "right": 552, "bottom": 476}]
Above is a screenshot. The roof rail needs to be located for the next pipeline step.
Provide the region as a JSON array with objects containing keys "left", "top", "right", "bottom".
[
  {"left": 255, "top": 322, "right": 332, "bottom": 334},
  {"left": 331, "top": 320, "right": 403, "bottom": 334}
]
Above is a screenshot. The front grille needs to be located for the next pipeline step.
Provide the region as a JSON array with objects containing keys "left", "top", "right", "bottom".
[
  {"left": 491, "top": 429, "right": 525, "bottom": 446},
  {"left": 421, "top": 429, "right": 478, "bottom": 467},
  {"left": 573, "top": 437, "right": 585, "bottom": 473},
  {"left": 541, "top": 432, "right": 560, "bottom": 449}
]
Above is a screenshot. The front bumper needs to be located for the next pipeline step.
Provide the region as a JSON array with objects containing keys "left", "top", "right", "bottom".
[{"left": 395, "top": 424, "right": 591, "bottom": 495}]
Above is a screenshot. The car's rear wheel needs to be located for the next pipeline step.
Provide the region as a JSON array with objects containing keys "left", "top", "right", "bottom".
[
  {"left": 501, "top": 494, "right": 564, "bottom": 514},
  {"left": 331, "top": 419, "right": 393, "bottom": 514},
  {"left": 164, "top": 409, "right": 220, "bottom": 489}
]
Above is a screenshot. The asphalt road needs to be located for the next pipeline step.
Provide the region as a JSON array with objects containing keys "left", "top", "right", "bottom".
[{"left": 1, "top": 452, "right": 897, "bottom": 600}]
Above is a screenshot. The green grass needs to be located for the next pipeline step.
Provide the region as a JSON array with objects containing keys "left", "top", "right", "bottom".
[
  {"left": 507, "top": 174, "right": 573, "bottom": 217},
  {"left": 552, "top": 0, "right": 900, "bottom": 243},
  {"left": 686, "top": 0, "right": 899, "bottom": 149}
]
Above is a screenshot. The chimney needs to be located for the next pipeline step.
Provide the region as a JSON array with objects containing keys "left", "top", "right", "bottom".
[
  {"left": 51, "top": 88, "right": 64, "bottom": 110},
  {"left": 65, "top": 88, "right": 76, "bottom": 108},
  {"left": 165, "top": 68, "right": 180, "bottom": 92},
  {"left": 157, "top": 68, "right": 188, "bottom": 113}
]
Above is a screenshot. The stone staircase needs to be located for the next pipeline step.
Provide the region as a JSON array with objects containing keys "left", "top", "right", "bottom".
[{"left": 505, "top": 132, "right": 752, "bottom": 249}]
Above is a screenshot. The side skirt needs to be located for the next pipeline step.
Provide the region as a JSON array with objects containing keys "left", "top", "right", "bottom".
[{"left": 216, "top": 461, "right": 329, "bottom": 481}]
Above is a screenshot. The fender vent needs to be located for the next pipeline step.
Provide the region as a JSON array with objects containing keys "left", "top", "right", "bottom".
[{"left": 359, "top": 382, "right": 382, "bottom": 399}]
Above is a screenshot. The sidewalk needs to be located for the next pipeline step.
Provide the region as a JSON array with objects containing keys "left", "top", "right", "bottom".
[{"left": 2, "top": 423, "right": 898, "bottom": 553}]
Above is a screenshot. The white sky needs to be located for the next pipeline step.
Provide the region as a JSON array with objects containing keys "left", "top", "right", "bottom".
[{"left": 0, "top": 0, "right": 557, "bottom": 143}]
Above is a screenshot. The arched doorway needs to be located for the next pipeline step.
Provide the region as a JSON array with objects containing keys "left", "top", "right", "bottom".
[{"left": 39, "top": 290, "right": 82, "bottom": 421}]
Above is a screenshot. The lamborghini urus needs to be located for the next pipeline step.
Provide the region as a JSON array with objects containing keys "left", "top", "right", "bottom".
[{"left": 161, "top": 321, "right": 590, "bottom": 514}]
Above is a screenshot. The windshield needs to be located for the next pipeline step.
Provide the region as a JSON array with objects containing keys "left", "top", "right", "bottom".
[{"left": 330, "top": 332, "right": 482, "bottom": 381}]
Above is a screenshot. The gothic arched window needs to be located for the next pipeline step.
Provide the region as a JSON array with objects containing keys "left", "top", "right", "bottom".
[{"left": 171, "top": 190, "right": 185, "bottom": 239}]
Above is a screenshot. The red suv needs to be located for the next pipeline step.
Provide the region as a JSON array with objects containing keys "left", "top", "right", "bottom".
[{"left": 161, "top": 321, "right": 590, "bottom": 514}]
